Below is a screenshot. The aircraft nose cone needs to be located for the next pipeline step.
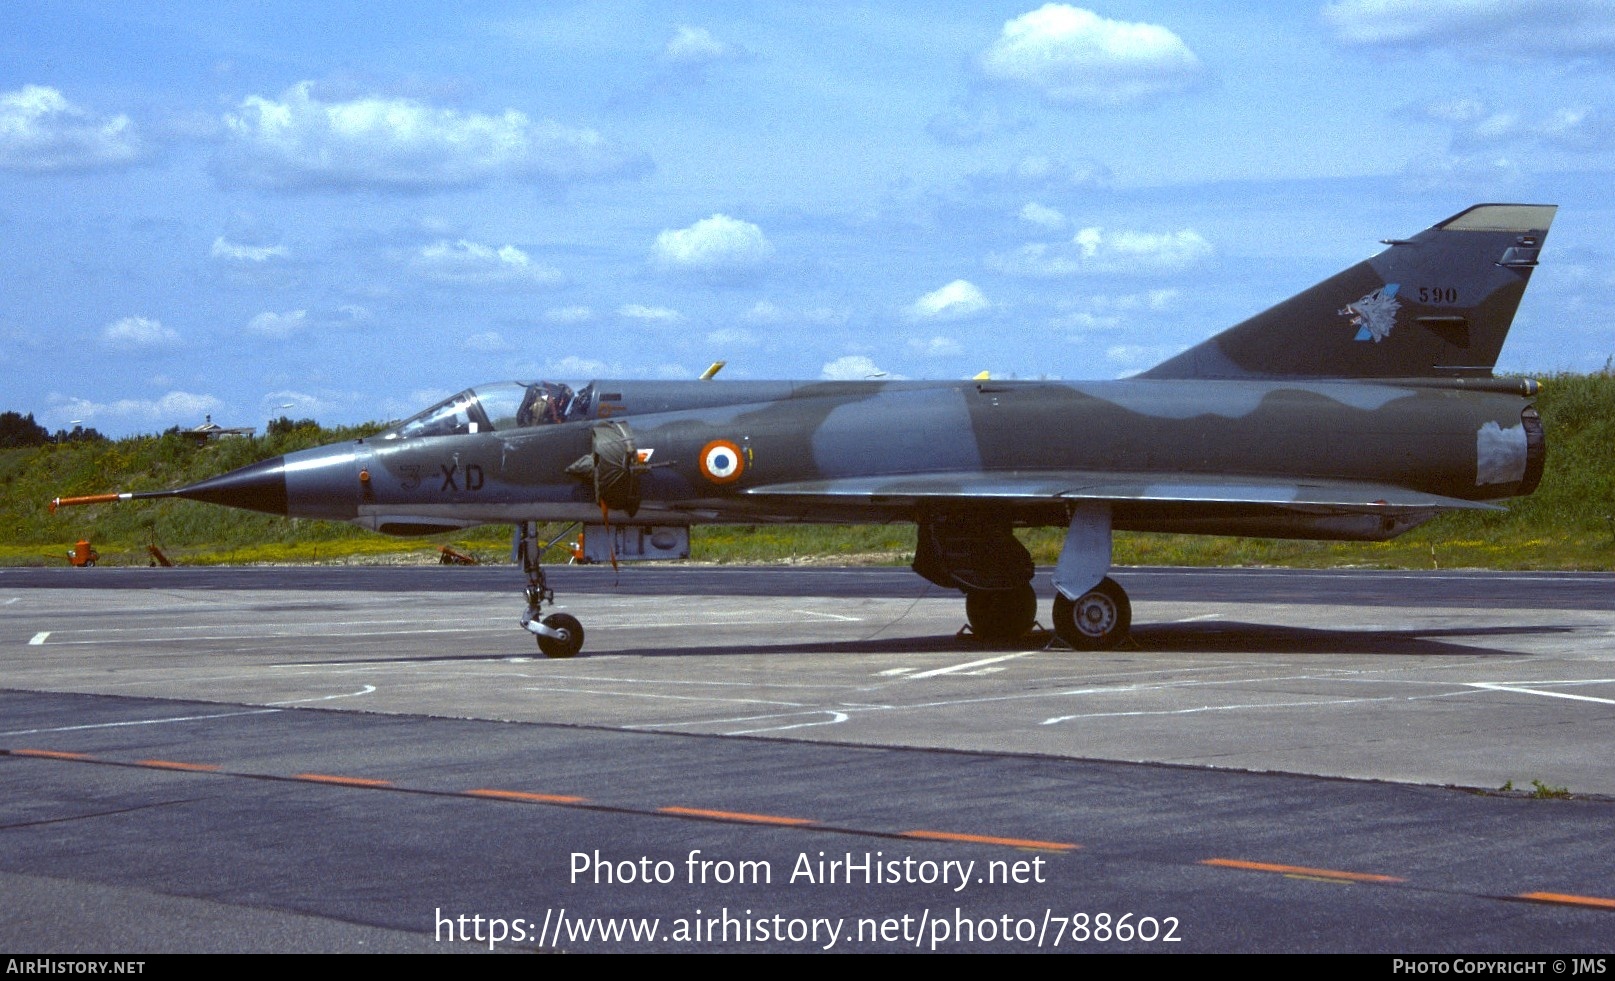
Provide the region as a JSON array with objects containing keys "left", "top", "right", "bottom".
[{"left": 174, "top": 456, "right": 288, "bottom": 515}]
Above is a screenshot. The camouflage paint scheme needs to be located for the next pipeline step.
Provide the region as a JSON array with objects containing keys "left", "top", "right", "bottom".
[{"left": 54, "top": 204, "right": 1556, "bottom": 654}]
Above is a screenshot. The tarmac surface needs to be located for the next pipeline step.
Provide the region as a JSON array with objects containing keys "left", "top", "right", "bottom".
[{"left": 2, "top": 563, "right": 1613, "bottom": 953}]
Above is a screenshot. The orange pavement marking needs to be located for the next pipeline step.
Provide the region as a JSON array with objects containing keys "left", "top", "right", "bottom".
[
  {"left": 466, "top": 788, "right": 588, "bottom": 805},
  {"left": 292, "top": 772, "right": 393, "bottom": 788},
  {"left": 11, "top": 749, "right": 91, "bottom": 760},
  {"left": 901, "top": 830, "right": 1079, "bottom": 851},
  {"left": 136, "top": 759, "right": 220, "bottom": 772},
  {"left": 658, "top": 806, "right": 815, "bottom": 826},
  {"left": 1517, "top": 891, "right": 1615, "bottom": 910},
  {"left": 1201, "top": 858, "right": 1404, "bottom": 884}
]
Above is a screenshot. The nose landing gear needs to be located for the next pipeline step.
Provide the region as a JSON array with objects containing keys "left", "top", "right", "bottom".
[{"left": 516, "top": 521, "right": 585, "bottom": 658}]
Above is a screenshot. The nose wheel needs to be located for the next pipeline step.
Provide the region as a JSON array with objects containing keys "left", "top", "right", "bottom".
[
  {"left": 517, "top": 521, "right": 587, "bottom": 658},
  {"left": 533, "top": 612, "right": 583, "bottom": 659}
]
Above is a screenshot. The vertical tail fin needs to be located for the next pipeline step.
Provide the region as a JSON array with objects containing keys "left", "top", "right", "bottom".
[{"left": 1140, "top": 203, "right": 1557, "bottom": 380}]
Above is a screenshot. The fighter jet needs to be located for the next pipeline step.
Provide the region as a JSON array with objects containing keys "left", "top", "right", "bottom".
[{"left": 52, "top": 203, "right": 1555, "bottom": 656}]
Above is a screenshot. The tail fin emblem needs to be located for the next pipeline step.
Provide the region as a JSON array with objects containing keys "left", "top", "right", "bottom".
[
  {"left": 1337, "top": 282, "right": 1401, "bottom": 344},
  {"left": 1342, "top": 283, "right": 1401, "bottom": 342}
]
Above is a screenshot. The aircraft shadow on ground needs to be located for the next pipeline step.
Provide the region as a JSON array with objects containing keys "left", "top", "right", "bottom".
[
  {"left": 301, "top": 620, "right": 1571, "bottom": 665},
  {"left": 1125, "top": 620, "right": 1570, "bottom": 656},
  {"left": 596, "top": 620, "right": 1571, "bottom": 660}
]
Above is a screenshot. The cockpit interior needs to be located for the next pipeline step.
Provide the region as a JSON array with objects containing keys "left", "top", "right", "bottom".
[{"left": 383, "top": 381, "right": 594, "bottom": 439}]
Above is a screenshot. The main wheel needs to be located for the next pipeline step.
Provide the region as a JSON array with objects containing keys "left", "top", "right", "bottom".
[
  {"left": 536, "top": 612, "right": 584, "bottom": 659},
  {"left": 1052, "top": 577, "right": 1130, "bottom": 650},
  {"left": 964, "top": 584, "right": 1037, "bottom": 642}
]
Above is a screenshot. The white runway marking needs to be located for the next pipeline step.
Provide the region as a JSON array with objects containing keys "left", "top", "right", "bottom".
[
  {"left": 792, "top": 609, "right": 862, "bottom": 621},
  {"left": 904, "top": 650, "right": 1041, "bottom": 679},
  {"left": 4, "top": 597, "right": 19, "bottom": 605},
  {"left": 1041, "top": 695, "right": 1402, "bottom": 725},
  {"left": 634, "top": 709, "right": 854, "bottom": 733},
  {"left": 48, "top": 615, "right": 496, "bottom": 637},
  {"left": 0, "top": 708, "right": 281, "bottom": 736},
  {"left": 1465, "top": 681, "right": 1615, "bottom": 706},
  {"left": 35, "top": 613, "right": 860, "bottom": 646},
  {"left": 28, "top": 632, "right": 49, "bottom": 645},
  {"left": 1149, "top": 569, "right": 1613, "bottom": 585},
  {"left": 514, "top": 672, "right": 842, "bottom": 692},
  {"left": 266, "top": 685, "right": 377, "bottom": 705},
  {"left": 727, "top": 711, "right": 851, "bottom": 735},
  {"left": 524, "top": 685, "right": 809, "bottom": 709}
]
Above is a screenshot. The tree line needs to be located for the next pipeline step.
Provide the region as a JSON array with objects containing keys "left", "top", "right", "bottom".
[{"left": 0, "top": 411, "right": 106, "bottom": 447}]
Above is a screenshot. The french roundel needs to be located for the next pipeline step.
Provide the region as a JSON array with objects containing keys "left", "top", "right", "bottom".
[{"left": 699, "top": 439, "right": 744, "bottom": 484}]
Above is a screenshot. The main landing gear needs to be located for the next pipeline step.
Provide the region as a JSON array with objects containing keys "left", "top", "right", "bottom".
[
  {"left": 516, "top": 521, "right": 585, "bottom": 658},
  {"left": 1050, "top": 576, "right": 1130, "bottom": 650},
  {"left": 913, "top": 507, "right": 1134, "bottom": 649},
  {"left": 1049, "top": 502, "right": 1129, "bottom": 650},
  {"left": 914, "top": 513, "right": 1039, "bottom": 643},
  {"left": 964, "top": 583, "right": 1038, "bottom": 642}
]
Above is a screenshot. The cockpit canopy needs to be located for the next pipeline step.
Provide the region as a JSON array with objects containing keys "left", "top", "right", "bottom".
[{"left": 383, "top": 381, "right": 594, "bottom": 439}]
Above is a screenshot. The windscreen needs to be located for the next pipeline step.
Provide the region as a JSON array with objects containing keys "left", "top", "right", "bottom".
[{"left": 383, "top": 382, "right": 593, "bottom": 439}]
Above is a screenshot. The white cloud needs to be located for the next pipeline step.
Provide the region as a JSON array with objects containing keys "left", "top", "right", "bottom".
[
  {"left": 412, "top": 239, "right": 562, "bottom": 288},
  {"left": 51, "top": 390, "right": 224, "bottom": 425},
  {"left": 966, "top": 155, "right": 1111, "bottom": 194},
  {"left": 909, "top": 280, "right": 990, "bottom": 320},
  {"left": 1019, "top": 202, "right": 1067, "bottom": 229},
  {"left": 1109, "top": 289, "right": 1180, "bottom": 311},
  {"left": 0, "top": 85, "right": 142, "bottom": 172},
  {"left": 744, "top": 301, "right": 783, "bottom": 323},
  {"left": 101, "top": 316, "right": 178, "bottom": 349},
  {"left": 1051, "top": 290, "right": 1180, "bottom": 331},
  {"left": 1324, "top": 0, "right": 1615, "bottom": 56},
  {"left": 991, "top": 228, "right": 1212, "bottom": 276},
  {"left": 210, "top": 236, "right": 289, "bottom": 262},
  {"left": 909, "top": 336, "right": 963, "bottom": 357},
  {"left": 1081, "top": 228, "right": 1211, "bottom": 272},
  {"left": 652, "top": 214, "right": 773, "bottom": 272},
  {"left": 1397, "top": 152, "right": 1524, "bottom": 195},
  {"left": 1051, "top": 310, "right": 1119, "bottom": 331},
  {"left": 979, "top": 5, "right": 1203, "bottom": 106},
  {"left": 619, "top": 303, "right": 685, "bottom": 322},
  {"left": 462, "top": 331, "right": 512, "bottom": 353},
  {"left": 821, "top": 355, "right": 901, "bottom": 380},
  {"left": 545, "top": 305, "right": 595, "bottom": 323},
  {"left": 707, "top": 326, "right": 758, "bottom": 347},
  {"left": 926, "top": 103, "right": 1027, "bottom": 145},
  {"left": 990, "top": 243, "right": 1081, "bottom": 277},
  {"left": 1424, "top": 99, "right": 1603, "bottom": 151},
  {"left": 742, "top": 301, "right": 849, "bottom": 326},
  {"left": 262, "top": 390, "right": 349, "bottom": 417},
  {"left": 803, "top": 307, "right": 850, "bottom": 326},
  {"left": 217, "top": 81, "right": 648, "bottom": 191},
  {"left": 245, "top": 309, "right": 309, "bottom": 339},
  {"left": 547, "top": 355, "right": 613, "bottom": 377},
  {"left": 663, "top": 26, "right": 731, "bottom": 65}
]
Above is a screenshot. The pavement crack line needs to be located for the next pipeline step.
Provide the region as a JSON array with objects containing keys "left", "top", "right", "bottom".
[{"left": 0, "top": 797, "right": 205, "bottom": 831}]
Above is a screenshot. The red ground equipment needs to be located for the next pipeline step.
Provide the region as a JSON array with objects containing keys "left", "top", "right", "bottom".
[{"left": 68, "top": 539, "right": 99, "bottom": 567}]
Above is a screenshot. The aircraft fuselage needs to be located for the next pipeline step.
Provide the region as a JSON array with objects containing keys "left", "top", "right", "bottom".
[{"left": 244, "top": 376, "right": 1542, "bottom": 543}]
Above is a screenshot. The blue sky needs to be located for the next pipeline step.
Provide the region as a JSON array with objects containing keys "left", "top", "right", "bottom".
[{"left": 4, "top": 1, "right": 1614, "bottom": 435}]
